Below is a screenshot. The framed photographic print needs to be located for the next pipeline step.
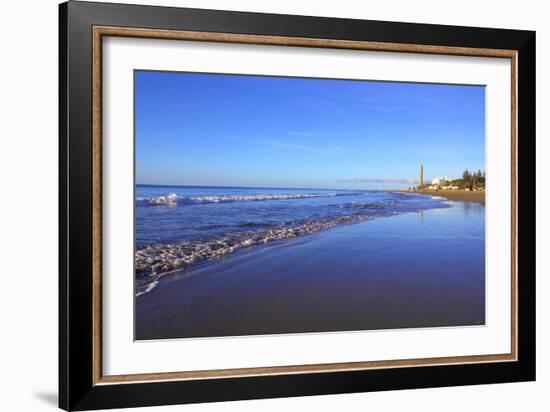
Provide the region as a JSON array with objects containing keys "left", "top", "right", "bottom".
[{"left": 59, "top": 1, "right": 536, "bottom": 410}]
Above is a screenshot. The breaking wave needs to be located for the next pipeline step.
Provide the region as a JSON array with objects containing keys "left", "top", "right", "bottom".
[{"left": 137, "top": 192, "right": 360, "bottom": 207}]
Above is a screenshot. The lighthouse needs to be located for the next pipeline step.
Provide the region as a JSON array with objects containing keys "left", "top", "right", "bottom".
[{"left": 419, "top": 163, "right": 424, "bottom": 187}]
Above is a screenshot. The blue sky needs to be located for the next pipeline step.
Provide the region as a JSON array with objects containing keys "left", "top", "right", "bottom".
[{"left": 135, "top": 71, "right": 485, "bottom": 189}]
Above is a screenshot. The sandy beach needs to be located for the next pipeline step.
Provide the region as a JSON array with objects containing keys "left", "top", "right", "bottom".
[{"left": 399, "top": 190, "right": 485, "bottom": 205}]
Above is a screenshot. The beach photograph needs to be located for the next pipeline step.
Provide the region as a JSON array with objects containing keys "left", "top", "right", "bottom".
[{"left": 134, "top": 70, "right": 486, "bottom": 340}]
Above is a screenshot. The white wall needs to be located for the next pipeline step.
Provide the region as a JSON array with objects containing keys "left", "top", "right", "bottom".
[{"left": 0, "top": 1, "right": 546, "bottom": 411}]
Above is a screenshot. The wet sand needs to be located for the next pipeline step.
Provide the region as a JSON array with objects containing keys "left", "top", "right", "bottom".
[
  {"left": 136, "top": 203, "right": 485, "bottom": 340},
  {"left": 400, "top": 190, "right": 485, "bottom": 205}
]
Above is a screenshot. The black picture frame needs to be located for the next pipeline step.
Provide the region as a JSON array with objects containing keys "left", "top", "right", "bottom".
[{"left": 59, "top": 1, "right": 536, "bottom": 410}]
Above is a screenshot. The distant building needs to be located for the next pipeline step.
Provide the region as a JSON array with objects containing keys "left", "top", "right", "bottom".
[
  {"left": 431, "top": 176, "right": 451, "bottom": 186},
  {"left": 419, "top": 163, "right": 424, "bottom": 186}
]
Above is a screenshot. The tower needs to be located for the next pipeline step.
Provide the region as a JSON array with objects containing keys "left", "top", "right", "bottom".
[{"left": 419, "top": 163, "right": 424, "bottom": 187}]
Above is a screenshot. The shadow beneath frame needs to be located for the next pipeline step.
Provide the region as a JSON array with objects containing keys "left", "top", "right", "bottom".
[{"left": 34, "top": 392, "right": 58, "bottom": 407}]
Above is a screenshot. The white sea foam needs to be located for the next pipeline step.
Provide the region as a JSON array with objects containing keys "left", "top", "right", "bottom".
[
  {"left": 135, "top": 280, "right": 159, "bottom": 297},
  {"left": 143, "top": 193, "right": 178, "bottom": 206},
  {"left": 188, "top": 193, "right": 337, "bottom": 202},
  {"left": 139, "top": 192, "right": 347, "bottom": 206}
]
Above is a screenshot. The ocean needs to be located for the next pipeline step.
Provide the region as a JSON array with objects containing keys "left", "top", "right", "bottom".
[
  {"left": 135, "top": 185, "right": 453, "bottom": 297},
  {"left": 134, "top": 185, "right": 485, "bottom": 339}
]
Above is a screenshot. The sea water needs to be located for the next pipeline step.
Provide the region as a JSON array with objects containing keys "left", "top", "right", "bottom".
[{"left": 135, "top": 185, "right": 451, "bottom": 296}]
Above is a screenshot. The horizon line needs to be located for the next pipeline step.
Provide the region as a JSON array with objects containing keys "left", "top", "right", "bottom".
[{"left": 135, "top": 183, "right": 412, "bottom": 191}]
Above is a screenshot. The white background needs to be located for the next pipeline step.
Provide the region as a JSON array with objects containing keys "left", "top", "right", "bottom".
[
  {"left": 0, "top": 0, "right": 547, "bottom": 411},
  {"left": 103, "top": 37, "right": 511, "bottom": 376}
]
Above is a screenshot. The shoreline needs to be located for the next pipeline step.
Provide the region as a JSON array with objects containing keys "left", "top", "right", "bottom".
[
  {"left": 396, "top": 190, "right": 485, "bottom": 205},
  {"left": 136, "top": 204, "right": 485, "bottom": 340},
  {"left": 135, "top": 193, "right": 452, "bottom": 297}
]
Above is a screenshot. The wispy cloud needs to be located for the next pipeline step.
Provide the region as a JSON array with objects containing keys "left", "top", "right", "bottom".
[
  {"left": 290, "top": 95, "right": 350, "bottom": 119},
  {"left": 287, "top": 131, "right": 314, "bottom": 137},
  {"left": 337, "top": 177, "right": 418, "bottom": 184},
  {"left": 258, "top": 138, "right": 344, "bottom": 153},
  {"left": 226, "top": 135, "right": 344, "bottom": 154}
]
